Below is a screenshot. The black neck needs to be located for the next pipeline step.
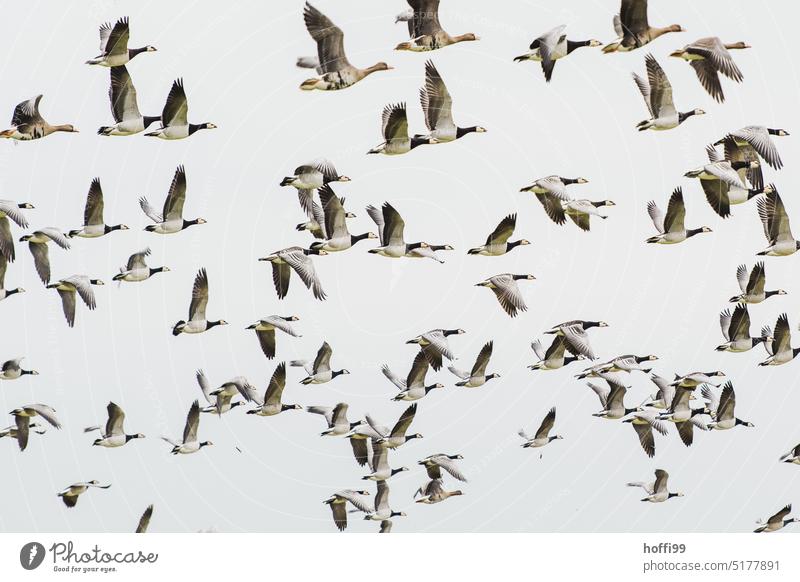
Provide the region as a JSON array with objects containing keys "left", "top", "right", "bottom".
[
  {"left": 686, "top": 227, "right": 705, "bottom": 237},
  {"left": 281, "top": 404, "right": 297, "bottom": 411},
  {"left": 391, "top": 468, "right": 404, "bottom": 476},
  {"left": 151, "top": 267, "right": 166, "bottom": 275},
  {"left": 679, "top": 111, "right": 697, "bottom": 123},
  {"left": 424, "top": 384, "right": 438, "bottom": 393},
  {"left": 409, "top": 136, "right": 430, "bottom": 149},
  {"left": 332, "top": 370, "right": 347, "bottom": 378},
  {"left": 456, "top": 126, "right": 478, "bottom": 138},
  {"left": 566, "top": 40, "right": 591, "bottom": 53},
  {"left": 765, "top": 290, "right": 782, "bottom": 298},
  {"left": 507, "top": 240, "right": 524, "bottom": 250},
  {"left": 429, "top": 244, "right": 448, "bottom": 251},
  {"left": 128, "top": 47, "right": 148, "bottom": 58},
  {"left": 189, "top": 124, "right": 209, "bottom": 135},
  {"left": 143, "top": 115, "right": 161, "bottom": 128},
  {"left": 351, "top": 232, "right": 372, "bottom": 244},
  {"left": 21, "top": 369, "right": 34, "bottom": 375},
  {"left": 443, "top": 329, "right": 460, "bottom": 337},
  {"left": 6, "top": 288, "right": 22, "bottom": 296},
  {"left": 183, "top": 218, "right": 201, "bottom": 228},
  {"left": 562, "top": 178, "right": 580, "bottom": 185},
  {"left": 668, "top": 492, "right": 680, "bottom": 499},
  {"left": 105, "top": 224, "right": 123, "bottom": 233},
  {"left": 406, "top": 242, "right": 426, "bottom": 251},
  {"left": 125, "top": 434, "right": 139, "bottom": 442},
  {"left": 767, "top": 128, "right": 781, "bottom": 135},
  {"left": 207, "top": 320, "right": 224, "bottom": 329}
]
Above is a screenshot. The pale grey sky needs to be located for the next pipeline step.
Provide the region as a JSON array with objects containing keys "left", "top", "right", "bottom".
[{"left": 0, "top": 0, "right": 798, "bottom": 533}]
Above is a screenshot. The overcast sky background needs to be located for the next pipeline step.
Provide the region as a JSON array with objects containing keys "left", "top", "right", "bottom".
[{"left": 0, "top": 0, "right": 798, "bottom": 533}]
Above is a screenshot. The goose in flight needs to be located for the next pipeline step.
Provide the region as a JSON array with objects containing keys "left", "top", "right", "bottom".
[
  {"left": 84, "top": 402, "right": 144, "bottom": 447},
  {"left": 657, "top": 386, "right": 706, "bottom": 447},
  {"left": 0, "top": 199, "right": 34, "bottom": 262},
  {"left": 307, "top": 402, "right": 359, "bottom": 437},
  {"left": 576, "top": 354, "right": 657, "bottom": 379},
  {"left": 698, "top": 382, "right": 754, "bottom": 430},
  {"left": 382, "top": 351, "right": 443, "bottom": 402},
  {"left": 367, "top": 103, "right": 437, "bottom": 155},
  {"left": 779, "top": 444, "right": 800, "bottom": 465},
  {"left": 519, "top": 407, "right": 562, "bottom": 448},
  {"left": 406, "top": 328, "right": 464, "bottom": 371},
  {"left": 468, "top": 214, "right": 529, "bottom": 256},
  {"left": 520, "top": 175, "right": 588, "bottom": 199},
  {"left": 295, "top": 190, "right": 357, "bottom": 240},
  {"left": 717, "top": 303, "right": 769, "bottom": 353},
  {"left": 246, "top": 316, "right": 301, "bottom": 360},
  {"left": 67, "top": 178, "right": 129, "bottom": 238},
  {"left": 280, "top": 159, "right": 351, "bottom": 190},
  {"left": 622, "top": 412, "right": 668, "bottom": 458},
  {"left": 195, "top": 370, "right": 247, "bottom": 416},
  {"left": 364, "top": 480, "right": 406, "bottom": 521},
  {"left": 0, "top": 358, "right": 38, "bottom": 380},
  {"left": 10, "top": 404, "right": 61, "bottom": 451},
  {"left": 0, "top": 255, "right": 24, "bottom": 302},
  {"left": 587, "top": 374, "right": 642, "bottom": 420},
  {"left": 247, "top": 363, "right": 303, "bottom": 417},
  {"left": 172, "top": 269, "right": 228, "bottom": 336},
  {"left": 730, "top": 262, "right": 786, "bottom": 304},
  {"left": 309, "top": 185, "right": 376, "bottom": 252},
  {"left": 529, "top": 336, "right": 585, "bottom": 371},
  {"left": 760, "top": 314, "right": 799, "bottom": 366},
  {"left": 395, "top": 0, "right": 479, "bottom": 52},
  {"left": 603, "top": 0, "right": 684, "bottom": 53},
  {"left": 140, "top": 166, "right": 207, "bottom": 234},
  {"left": 633, "top": 55, "right": 704, "bottom": 131},
  {"left": 514, "top": 25, "right": 601, "bottom": 82},
  {"left": 670, "top": 371, "right": 725, "bottom": 389},
  {"left": 57, "top": 481, "right": 110, "bottom": 508},
  {"left": 545, "top": 320, "right": 607, "bottom": 360},
  {"left": 86, "top": 17, "right": 155, "bottom": 66},
  {"left": 113, "top": 248, "right": 169, "bottom": 283},
  {"left": 419, "top": 453, "right": 467, "bottom": 482},
  {"left": 416, "top": 60, "right": 485, "bottom": 142},
  {"left": 259, "top": 246, "right": 327, "bottom": 301},
  {"left": 323, "top": 489, "right": 372, "bottom": 531},
  {"left": 367, "top": 202, "right": 428, "bottom": 258},
  {"left": 162, "top": 400, "right": 212, "bottom": 454},
  {"left": 363, "top": 440, "right": 409, "bottom": 481},
  {"left": 145, "top": 79, "right": 216, "bottom": 139},
  {"left": 643, "top": 373, "right": 683, "bottom": 410},
  {"left": 0, "top": 422, "right": 46, "bottom": 446},
  {"left": 19, "top": 228, "right": 71, "bottom": 285},
  {"left": 757, "top": 189, "right": 799, "bottom": 256},
  {"left": 0, "top": 95, "right": 78, "bottom": 140},
  {"left": 646, "top": 187, "right": 712, "bottom": 244},
  {"left": 670, "top": 38, "right": 749, "bottom": 102},
  {"left": 47, "top": 275, "right": 104, "bottom": 327},
  {"left": 414, "top": 478, "right": 463, "bottom": 504},
  {"left": 627, "top": 469, "right": 684, "bottom": 503},
  {"left": 135, "top": 505, "right": 154, "bottom": 533},
  {"left": 448, "top": 341, "right": 499, "bottom": 388},
  {"left": 291, "top": 341, "right": 349, "bottom": 385},
  {"left": 297, "top": 3, "right": 392, "bottom": 91},
  {"left": 754, "top": 504, "right": 796, "bottom": 533},
  {"left": 716, "top": 126, "right": 789, "bottom": 170},
  {"left": 475, "top": 274, "right": 535, "bottom": 318},
  {"left": 367, "top": 403, "right": 423, "bottom": 449},
  {"left": 99, "top": 65, "right": 160, "bottom": 136}
]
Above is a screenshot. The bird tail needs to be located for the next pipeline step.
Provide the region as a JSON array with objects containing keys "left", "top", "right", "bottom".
[
  {"left": 602, "top": 41, "right": 620, "bottom": 53},
  {"left": 172, "top": 321, "right": 185, "bottom": 336},
  {"left": 97, "top": 126, "right": 113, "bottom": 136},
  {"left": 280, "top": 177, "right": 294, "bottom": 187},
  {"left": 636, "top": 120, "right": 653, "bottom": 131},
  {"left": 645, "top": 236, "right": 661, "bottom": 244}
]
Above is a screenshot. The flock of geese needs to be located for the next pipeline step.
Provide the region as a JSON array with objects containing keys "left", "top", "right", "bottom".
[{"left": 0, "top": 0, "right": 798, "bottom": 534}]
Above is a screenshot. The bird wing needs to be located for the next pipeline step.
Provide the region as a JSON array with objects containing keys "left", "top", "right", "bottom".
[
  {"left": 632, "top": 422, "right": 656, "bottom": 458},
  {"left": 432, "top": 457, "right": 467, "bottom": 482},
  {"left": 263, "top": 362, "right": 287, "bottom": 406},
  {"left": 646, "top": 200, "right": 664, "bottom": 233},
  {"left": 537, "top": 192, "right": 567, "bottom": 225},
  {"left": 57, "top": 288, "right": 77, "bottom": 327},
  {"left": 716, "top": 381, "right": 736, "bottom": 421},
  {"left": 83, "top": 178, "right": 105, "bottom": 226},
  {"left": 644, "top": 54, "right": 676, "bottom": 119},
  {"left": 663, "top": 187, "right": 686, "bottom": 234},
  {"left": 182, "top": 400, "right": 200, "bottom": 443},
  {"left": 620, "top": 0, "right": 649, "bottom": 37},
  {"left": 408, "top": 0, "right": 443, "bottom": 37},
  {"left": 303, "top": 2, "right": 352, "bottom": 74},
  {"left": 718, "top": 309, "right": 732, "bottom": 341},
  {"left": 587, "top": 381, "right": 611, "bottom": 408},
  {"left": 471, "top": 340, "right": 493, "bottom": 377},
  {"left": 196, "top": 370, "right": 213, "bottom": 404},
  {"left": 405, "top": 350, "right": 430, "bottom": 388},
  {"left": 106, "top": 402, "right": 126, "bottom": 436},
  {"left": 162, "top": 79, "right": 188, "bottom": 127},
  {"left": 390, "top": 403, "right": 417, "bottom": 439},
  {"left": 271, "top": 261, "right": 291, "bottom": 300},
  {"left": 485, "top": 213, "right": 516, "bottom": 246},
  {"left": 733, "top": 126, "right": 783, "bottom": 170},
  {"left": 420, "top": 60, "right": 454, "bottom": 132},
  {"left": 562, "top": 324, "right": 595, "bottom": 359},
  {"left": 318, "top": 185, "right": 348, "bottom": 240},
  {"left": 382, "top": 202, "right": 406, "bottom": 247},
  {"left": 313, "top": 341, "right": 333, "bottom": 373},
  {"left": 283, "top": 249, "right": 326, "bottom": 300},
  {"left": 729, "top": 303, "right": 751, "bottom": 342},
  {"left": 690, "top": 59, "right": 724, "bottom": 103},
  {"left": 11, "top": 95, "right": 44, "bottom": 126},
  {"left": 366, "top": 205, "right": 386, "bottom": 245},
  {"left": 162, "top": 166, "right": 187, "bottom": 221},
  {"left": 136, "top": 505, "right": 154, "bottom": 533},
  {"left": 653, "top": 468, "right": 669, "bottom": 493},
  {"left": 490, "top": 276, "right": 527, "bottom": 317},
  {"left": 537, "top": 25, "right": 567, "bottom": 82},
  {"left": 188, "top": 268, "right": 209, "bottom": 322},
  {"left": 28, "top": 403, "right": 62, "bottom": 428},
  {"left": 382, "top": 103, "right": 409, "bottom": 143},
  {"left": 104, "top": 17, "right": 130, "bottom": 57},
  {"left": 534, "top": 407, "right": 556, "bottom": 440},
  {"left": 748, "top": 262, "right": 766, "bottom": 296},
  {"left": 773, "top": 314, "right": 792, "bottom": 355},
  {"left": 126, "top": 248, "right": 151, "bottom": 271},
  {"left": 109, "top": 65, "right": 142, "bottom": 122},
  {"left": 769, "top": 504, "right": 792, "bottom": 525},
  {"left": 139, "top": 197, "right": 163, "bottom": 223}
]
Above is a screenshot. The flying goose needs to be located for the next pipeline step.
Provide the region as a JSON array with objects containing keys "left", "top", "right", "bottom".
[
  {"left": 47, "top": 275, "right": 104, "bottom": 327},
  {"left": 414, "top": 478, "right": 463, "bottom": 504},
  {"left": 576, "top": 355, "right": 657, "bottom": 379},
  {"left": 135, "top": 505, "right": 154, "bottom": 533},
  {"left": 657, "top": 386, "right": 706, "bottom": 447},
  {"left": 519, "top": 407, "right": 562, "bottom": 448},
  {"left": 603, "top": 0, "right": 684, "bottom": 53},
  {"left": 754, "top": 504, "right": 796, "bottom": 533},
  {"left": 364, "top": 480, "right": 405, "bottom": 521},
  {"left": 685, "top": 145, "right": 767, "bottom": 218},
  {"left": 383, "top": 351, "right": 443, "bottom": 401},
  {"left": 559, "top": 199, "right": 616, "bottom": 231},
  {"left": 309, "top": 185, "right": 376, "bottom": 252},
  {"left": 98, "top": 66, "right": 159, "bottom": 136},
  {"left": 172, "top": 269, "right": 228, "bottom": 336},
  {"left": 447, "top": 341, "right": 499, "bottom": 387},
  {"left": 259, "top": 246, "right": 327, "bottom": 300},
  {"left": 716, "top": 126, "right": 789, "bottom": 170},
  {"left": 395, "top": 0, "right": 479, "bottom": 52},
  {"left": 296, "top": 191, "right": 357, "bottom": 240},
  {"left": 84, "top": 402, "right": 144, "bottom": 447},
  {"left": 779, "top": 444, "right": 800, "bottom": 465},
  {"left": 520, "top": 175, "right": 588, "bottom": 199},
  {"left": 307, "top": 402, "right": 359, "bottom": 437},
  {"left": 622, "top": 412, "right": 669, "bottom": 458},
  {"left": 162, "top": 400, "right": 212, "bottom": 454},
  {"left": 363, "top": 440, "right": 409, "bottom": 481},
  {"left": 67, "top": 178, "right": 129, "bottom": 238},
  {"left": 298, "top": 3, "right": 392, "bottom": 91},
  {"left": 10, "top": 403, "right": 61, "bottom": 451},
  {"left": 367, "top": 403, "right": 423, "bottom": 449},
  {"left": 627, "top": 469, "right": 683, "bottom": 503},
  {"left": 19, "top": 228, "right": 71, "bottom": 284},
  {"left": 57, "top": 481, "right": 111, "bottom": 508},
  {"left": 0, "top": 255, "right": 23, "bottom": 302},
  {"left": 367, "top": 103, "right": 436, "bottom": 155},
  {"left": 113, "top": 248, "right": 169, "bottom": 283},
  {"left": 0, "top": 422, "right": 46, "bottom": 446},
  {"left": 324, "top": 489, "right": 373, "bottom": 531},
  {"left": 643, "top": 373, "right": 682, "bottom": 410},
  {"left": 345, "top": 422, "right": 383, "bottom": 467},
  {"left": 291, "top": 341, "right": 349, "bottom": 385},
  {"left": 404, "top": 242, "right": 453, "bottom": 263},
  {"left": 475, "top": 274, "right": 535, "bottom": 318},
  {"left": 246, "top": 316, "right": 301, "bottom": 359},
  {"left": 367, "top": 202, "right": 428, "bottom": 257},
  {"left": 406, "top": 328, "right": 464, "bottom": 371},
  {"left": 529, "top": 336, "right": 585, "bottom": 371},
  {"left": 145, "top": 79, "right": 216, "bottom": 139},
  {"left": 86, "top": 17, "right": 155, "bottom": 66},
  {"left": 195, "top": 370, "right": 246, "bottom": 416},
  {"left": 0, "top": 199, "right": 33, "bottom": 261},
  {"left": 0, "top": 358, "right": 38, "bottom": 380},
  {"left": 633, "top": 55, "right": 704, "bottom": 131},
  {"left": 670, "top": 38, "right": 749, "bottom": 102},
  {"left": 757, "top": 189, "right": 799, "bottom": 256},
  {"left": 587, "top": 374, "right": 642, "bottom": 419},
  {"left": 416, "top": 60, "right": 486, "bottom": 142},
  {"left": 514, "top": 25, "right": 601, "bottom": 82},
  {"left": 0, "top": 95, "right": 78, "bottom": 140},
  {"left": 760, "top": 313, "right": 799, "bottom": 366},
  {"left": 646, "top": 187, "right": 712, "bottom": 244},
  {"left": 140, "top": 166, "right": 207, "bottom": 234},
  {"left": 468, "top": 214, "right": 529, "bottom": 256},
  {"left": 669, "top": 371, "right": 725, "bottom": 388},
  {"left": 247, "top": 363, "right": 303, "bottom": 416},
  {"left": 698, "top": 382, "right": 754, "bottom": 430},
  {"left": 419, "top": 453, "right": 467, "bottom": 481},
  {"left": 281, "top": 159, "right": 351, "bottom": 190},
  {"left": 717, "top": 303, "right": 769, "bottom": 353},
  {"left": 545, "top": 320, "right": 607, "bottom": 360},
  {"left": 730, "top": 262, "right": 786, "bottom": 304}
]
